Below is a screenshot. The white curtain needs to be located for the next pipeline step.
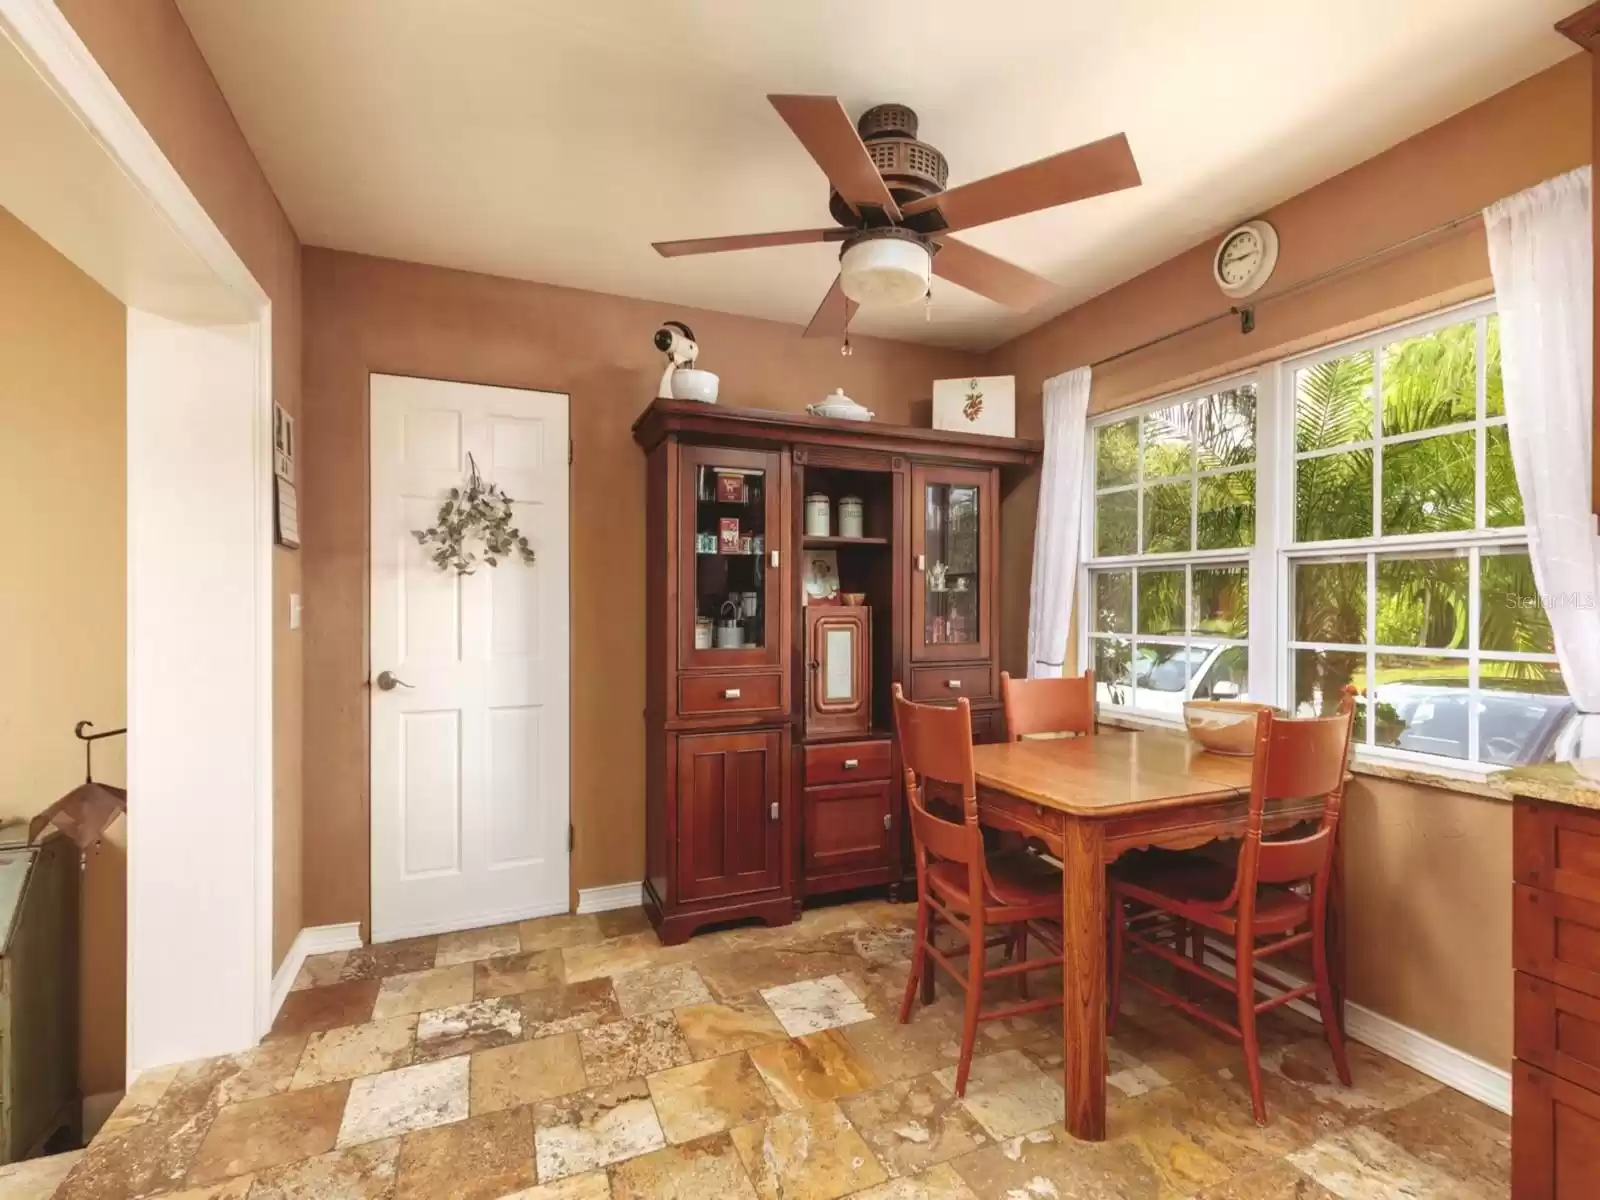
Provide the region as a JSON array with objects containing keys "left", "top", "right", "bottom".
[
  {"left": 1484, "top": 166, "right": 1598, "bottom": 752},
  {"left": 1026, "top": 366, "right": 1091, "bottom": 677}
]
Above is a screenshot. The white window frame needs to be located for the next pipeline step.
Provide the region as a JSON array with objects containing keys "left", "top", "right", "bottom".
[
  {"left": 1079, "top": 369, "right": 1280, "bottom": 711},
  {"left": 1080, "top": 297, "right": 1562, "bottom": 780}
]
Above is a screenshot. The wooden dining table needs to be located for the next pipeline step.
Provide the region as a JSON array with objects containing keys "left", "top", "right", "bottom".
[{"left": 971, "top": 727, "right": 1340, "bottom": 1142}]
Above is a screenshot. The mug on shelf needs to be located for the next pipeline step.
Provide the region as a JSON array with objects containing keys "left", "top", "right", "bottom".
[{"left": 716, "top": 600, "right": 744, "bottom": 648}]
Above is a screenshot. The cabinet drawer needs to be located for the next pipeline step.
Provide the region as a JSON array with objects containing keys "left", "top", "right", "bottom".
[
  {"left": 1516, "top": 800, "right": 1600, "bottom": 906},
  {"left": 1518, "top": 972, "right": 1600, "bottom": 1095},
  {"left": 678, "top": 671, "right": 783, "bottom": 718},
  {"left": 805, "top": 739, "right": 892, "bottom": 785},
  {"left": 1513, "top": 1059, "right": 1600, "bottom": 1199},
  {"left": 909, "top": 664, "right": 993, "bottom": 703},
  {"left": 1515, "top": 884, "right": 1600, "bottom": 999},
  {"left": 803, "top": 780, "right": 894, "bottom": 878}
]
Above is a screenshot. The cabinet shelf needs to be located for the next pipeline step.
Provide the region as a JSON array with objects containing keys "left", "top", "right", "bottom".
[{"left": 802, "top": 536, "right": 889, "bottom": 548}]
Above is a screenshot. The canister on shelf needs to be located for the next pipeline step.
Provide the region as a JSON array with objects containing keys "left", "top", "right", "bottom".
[
  {"left": 838, "top": 495, "right": 864, "bottom": 539},
  {"left": 804, "top": 493, "right": 831, "bottom": 538}
]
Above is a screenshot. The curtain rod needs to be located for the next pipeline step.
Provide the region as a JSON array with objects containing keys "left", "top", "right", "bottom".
[{"left": 1089, "top": 209, "right": 1486, "bottom": 370}]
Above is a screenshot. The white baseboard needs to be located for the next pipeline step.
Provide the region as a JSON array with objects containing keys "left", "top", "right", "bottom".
[
  {"left": 577, "top": 882, "right": 644, "bottom": 914},
  {"left": 268, "top": 921, "right": 364, "bottom": 1023},
  {"left": 1205, "top": 952, "right": 1510, "bottom": 1113},
  {"left": 1342, "top": 1001, "right": 1511, "bottom": 1114}
]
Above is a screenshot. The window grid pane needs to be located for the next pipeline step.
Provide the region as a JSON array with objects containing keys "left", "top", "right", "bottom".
[
  {"left": 1286, "top": 544, "right": 1562, "bottom": 765},
  {"left": 1291, "top": 315, "right": 1529, "bottom": 545}
]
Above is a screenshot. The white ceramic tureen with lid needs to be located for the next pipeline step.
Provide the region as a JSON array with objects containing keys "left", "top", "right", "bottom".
[{"left": 807, "top": 388, "right": 874, "bottom": 422}]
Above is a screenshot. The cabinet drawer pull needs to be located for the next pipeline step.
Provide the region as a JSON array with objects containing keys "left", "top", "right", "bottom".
[
  {"left": 882, "top": 813, "right": 892, "bottom": 830},
  {"left": 947, "top": 679, "right": 962, "bottom": 689},
  {"left": 723, "top": 688, "right": 741, "bottom": 700},
  {"left": 769, "top": 802, "right": 780, "bottom": 820},
  {"left": 842, "top": 758, "right": 859, "bottom": 770}
]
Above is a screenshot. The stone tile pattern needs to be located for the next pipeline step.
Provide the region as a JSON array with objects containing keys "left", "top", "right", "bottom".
[{"left": 54, "top": 900, "right": 1508, "bottom": 1200}]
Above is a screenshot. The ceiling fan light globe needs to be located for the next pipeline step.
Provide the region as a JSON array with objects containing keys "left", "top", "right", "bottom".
[{"left": 838, "top": 237, "right": 931, "bottom": 307}]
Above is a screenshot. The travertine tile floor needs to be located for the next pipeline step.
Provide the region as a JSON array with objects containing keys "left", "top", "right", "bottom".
[{"left": 42, "top": 899, "right": 1509, "bottom": 1199}]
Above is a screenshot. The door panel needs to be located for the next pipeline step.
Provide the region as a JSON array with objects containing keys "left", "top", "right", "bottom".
[
  {"left": 910, "top": 465, "right": 994, "bottom": 663},
  {"left": 804, "top": 780, "right": 893, "bottom": 878},
  {"left": 806, "top": 608, "right": 870, "bottom": 736},
  {"left": 676, "top": 730, "right": 784, "bottom": 902},
  {"left": 371, "top": 375, "right": 571, "bottom": 941}
]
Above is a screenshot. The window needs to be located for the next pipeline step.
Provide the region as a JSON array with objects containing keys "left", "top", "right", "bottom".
[
  {"left": 1081, "top": 301, "right": 1570, "bottom": 770},
  {"left": 1087, "top": 383, "right": 1257, "bottom": 716}
]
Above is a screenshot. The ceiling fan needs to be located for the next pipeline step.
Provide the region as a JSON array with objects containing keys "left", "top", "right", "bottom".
[{"left": 652, "top": 96, "right": 1142, "bottom": 338}]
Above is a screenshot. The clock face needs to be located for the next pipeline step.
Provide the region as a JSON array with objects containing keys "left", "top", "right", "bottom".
[{"left": 1218, "top": 229, "right": 1264, "bottom": 287}]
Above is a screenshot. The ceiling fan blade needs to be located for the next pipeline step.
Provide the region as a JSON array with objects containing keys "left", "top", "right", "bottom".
[
  {"left": 804, "top": 275, "right": 858, "bottom": 338},
  {"left": 904, "top": 133, "right": 1140, "bottom": 232},
  {"left": 932, "top": 237, "right": 1057, "bottom": 311},
  {"left": 768, "top": 95, "right": 902, "bottom": 222},
  {"left": 653, "top": 228, "right": 843, "bottom": 258}
]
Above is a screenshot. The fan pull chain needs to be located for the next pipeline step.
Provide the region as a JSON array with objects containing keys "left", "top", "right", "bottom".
[
  {"left": 924, "top": 287, "right": 933, "bottom": 322},
  {"left": 840, "top": 332, "right": 853, "bottom": 357}
]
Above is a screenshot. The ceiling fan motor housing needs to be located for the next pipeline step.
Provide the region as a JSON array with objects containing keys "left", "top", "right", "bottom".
[{"left": 828, "top": 103, "right": 949, "bottom": 228}]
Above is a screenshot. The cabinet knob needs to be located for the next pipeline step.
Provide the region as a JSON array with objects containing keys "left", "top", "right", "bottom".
[
  {"left": 882, "top": 813, "right": 892, "bottom": 831},
  {"left": 915, "top": 553, "right": 926, "bottom": 571},
  {"left": 842, "top": 758, "right": 859, "bottom": 770},
  {"left": 769, "top": 802, "right": 780, "bottom": 821},
  {"left": 947, "top": 679, "right": 962, "bottom": 689},
  {"left": 770, "top": 549, "right": 780, "bottom": 568},
  {"left": 723, "top": 688, "right": 741, "bottom": 700}
]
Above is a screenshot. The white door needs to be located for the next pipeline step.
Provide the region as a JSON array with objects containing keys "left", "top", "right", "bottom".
[{"left": 370, "top": 374, "right": 570, "bottom": 941}]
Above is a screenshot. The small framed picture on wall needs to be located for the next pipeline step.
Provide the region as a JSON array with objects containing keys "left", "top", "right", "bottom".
[{"left": 273, "top": 403, "right": 296, "bottom": 483}]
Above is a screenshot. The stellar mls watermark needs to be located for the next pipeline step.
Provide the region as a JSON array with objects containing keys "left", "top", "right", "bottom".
[{"left": 1506, "top": 592, "right": 1597, "bottom": 611}]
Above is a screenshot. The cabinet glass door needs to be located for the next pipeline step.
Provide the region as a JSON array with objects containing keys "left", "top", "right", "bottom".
[
  {"left": 911, "top": 465, "right": 993, "bottom": 663},
  {"left": 681, "top": 446, "right": 784, "bottom": 667}
]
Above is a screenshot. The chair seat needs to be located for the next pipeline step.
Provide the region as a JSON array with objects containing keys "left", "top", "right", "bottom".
[
  {"left": 928, "top": 849, "right": 1061, "bottom": 914},
  {"left": 1112, "top": 853, "right": 1311, "bottom": 936}
]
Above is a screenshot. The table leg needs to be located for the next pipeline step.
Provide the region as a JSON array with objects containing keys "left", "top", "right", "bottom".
[{"left": 1061, "top": 818, "right": 1107, "bottom": 1141}]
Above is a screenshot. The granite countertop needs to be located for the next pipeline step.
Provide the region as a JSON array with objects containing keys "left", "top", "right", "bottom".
[{"left": 1490, "top": 761, "right": 1600, "bottom": 810}]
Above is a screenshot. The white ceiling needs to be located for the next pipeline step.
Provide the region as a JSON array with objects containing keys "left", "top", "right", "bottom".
[{"left": 177, "top": 0, "right": 1577, "bottom": 351}]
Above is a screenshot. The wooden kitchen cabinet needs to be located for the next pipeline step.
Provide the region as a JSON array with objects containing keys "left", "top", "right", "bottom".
[
  {"left": 1510, "top": 797, "right": 1600, "bottom": 1197},
  {"left": 636, "top": 400, "right": 1037, "bottom": 942}
]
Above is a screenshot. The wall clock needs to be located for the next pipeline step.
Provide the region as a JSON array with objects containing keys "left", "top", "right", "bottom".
[{"left": 1213, "top": 219, "right": 1279, "bottom": 299}]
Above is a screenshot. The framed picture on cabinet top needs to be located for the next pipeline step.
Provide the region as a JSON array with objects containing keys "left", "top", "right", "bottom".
[{"left": 933, "top": 375, "right": 1015, "bottom": 438}]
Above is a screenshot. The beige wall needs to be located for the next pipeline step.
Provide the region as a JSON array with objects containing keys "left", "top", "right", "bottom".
[
  {"left": 981, "top": 53, "right": 1593, "bottom": 1068},
  {"left": 0, "top": 204, "right": 127, "bottom": 1097},
  {"left": 59, "top": 0, "right": 307, "bottom": 970},
  {"left": 299, "top": 248, "right": 981, "bottom": 931}
]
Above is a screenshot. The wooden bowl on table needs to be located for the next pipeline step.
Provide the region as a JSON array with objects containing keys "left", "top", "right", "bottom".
[{"left": 1182, "top": 700, "right": 1279, "bottom": 756}]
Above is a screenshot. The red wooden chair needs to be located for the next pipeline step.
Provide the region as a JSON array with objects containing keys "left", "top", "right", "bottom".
[
  {"left": 999, "top": 669, "right": 1095, "bottom": 741},
  {"left": 892, "top": 684, "right": 1064, "bottom": 1096},
  {"left": 1108, "top": 688, "right": 1358, "bottom": 1124}
]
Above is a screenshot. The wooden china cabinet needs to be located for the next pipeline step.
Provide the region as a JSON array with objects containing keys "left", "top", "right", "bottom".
[{"left": 635, "top": 399, "right": 1038, "bottom": 944}]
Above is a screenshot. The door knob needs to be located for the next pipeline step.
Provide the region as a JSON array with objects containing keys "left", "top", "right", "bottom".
[{"left": 376, "top": 670, "right": 413, "bottom": 691}]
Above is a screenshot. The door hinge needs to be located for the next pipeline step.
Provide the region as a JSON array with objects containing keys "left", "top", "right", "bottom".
[{"left": 568, "top": 824, "right": 574, "bottom": 853}]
